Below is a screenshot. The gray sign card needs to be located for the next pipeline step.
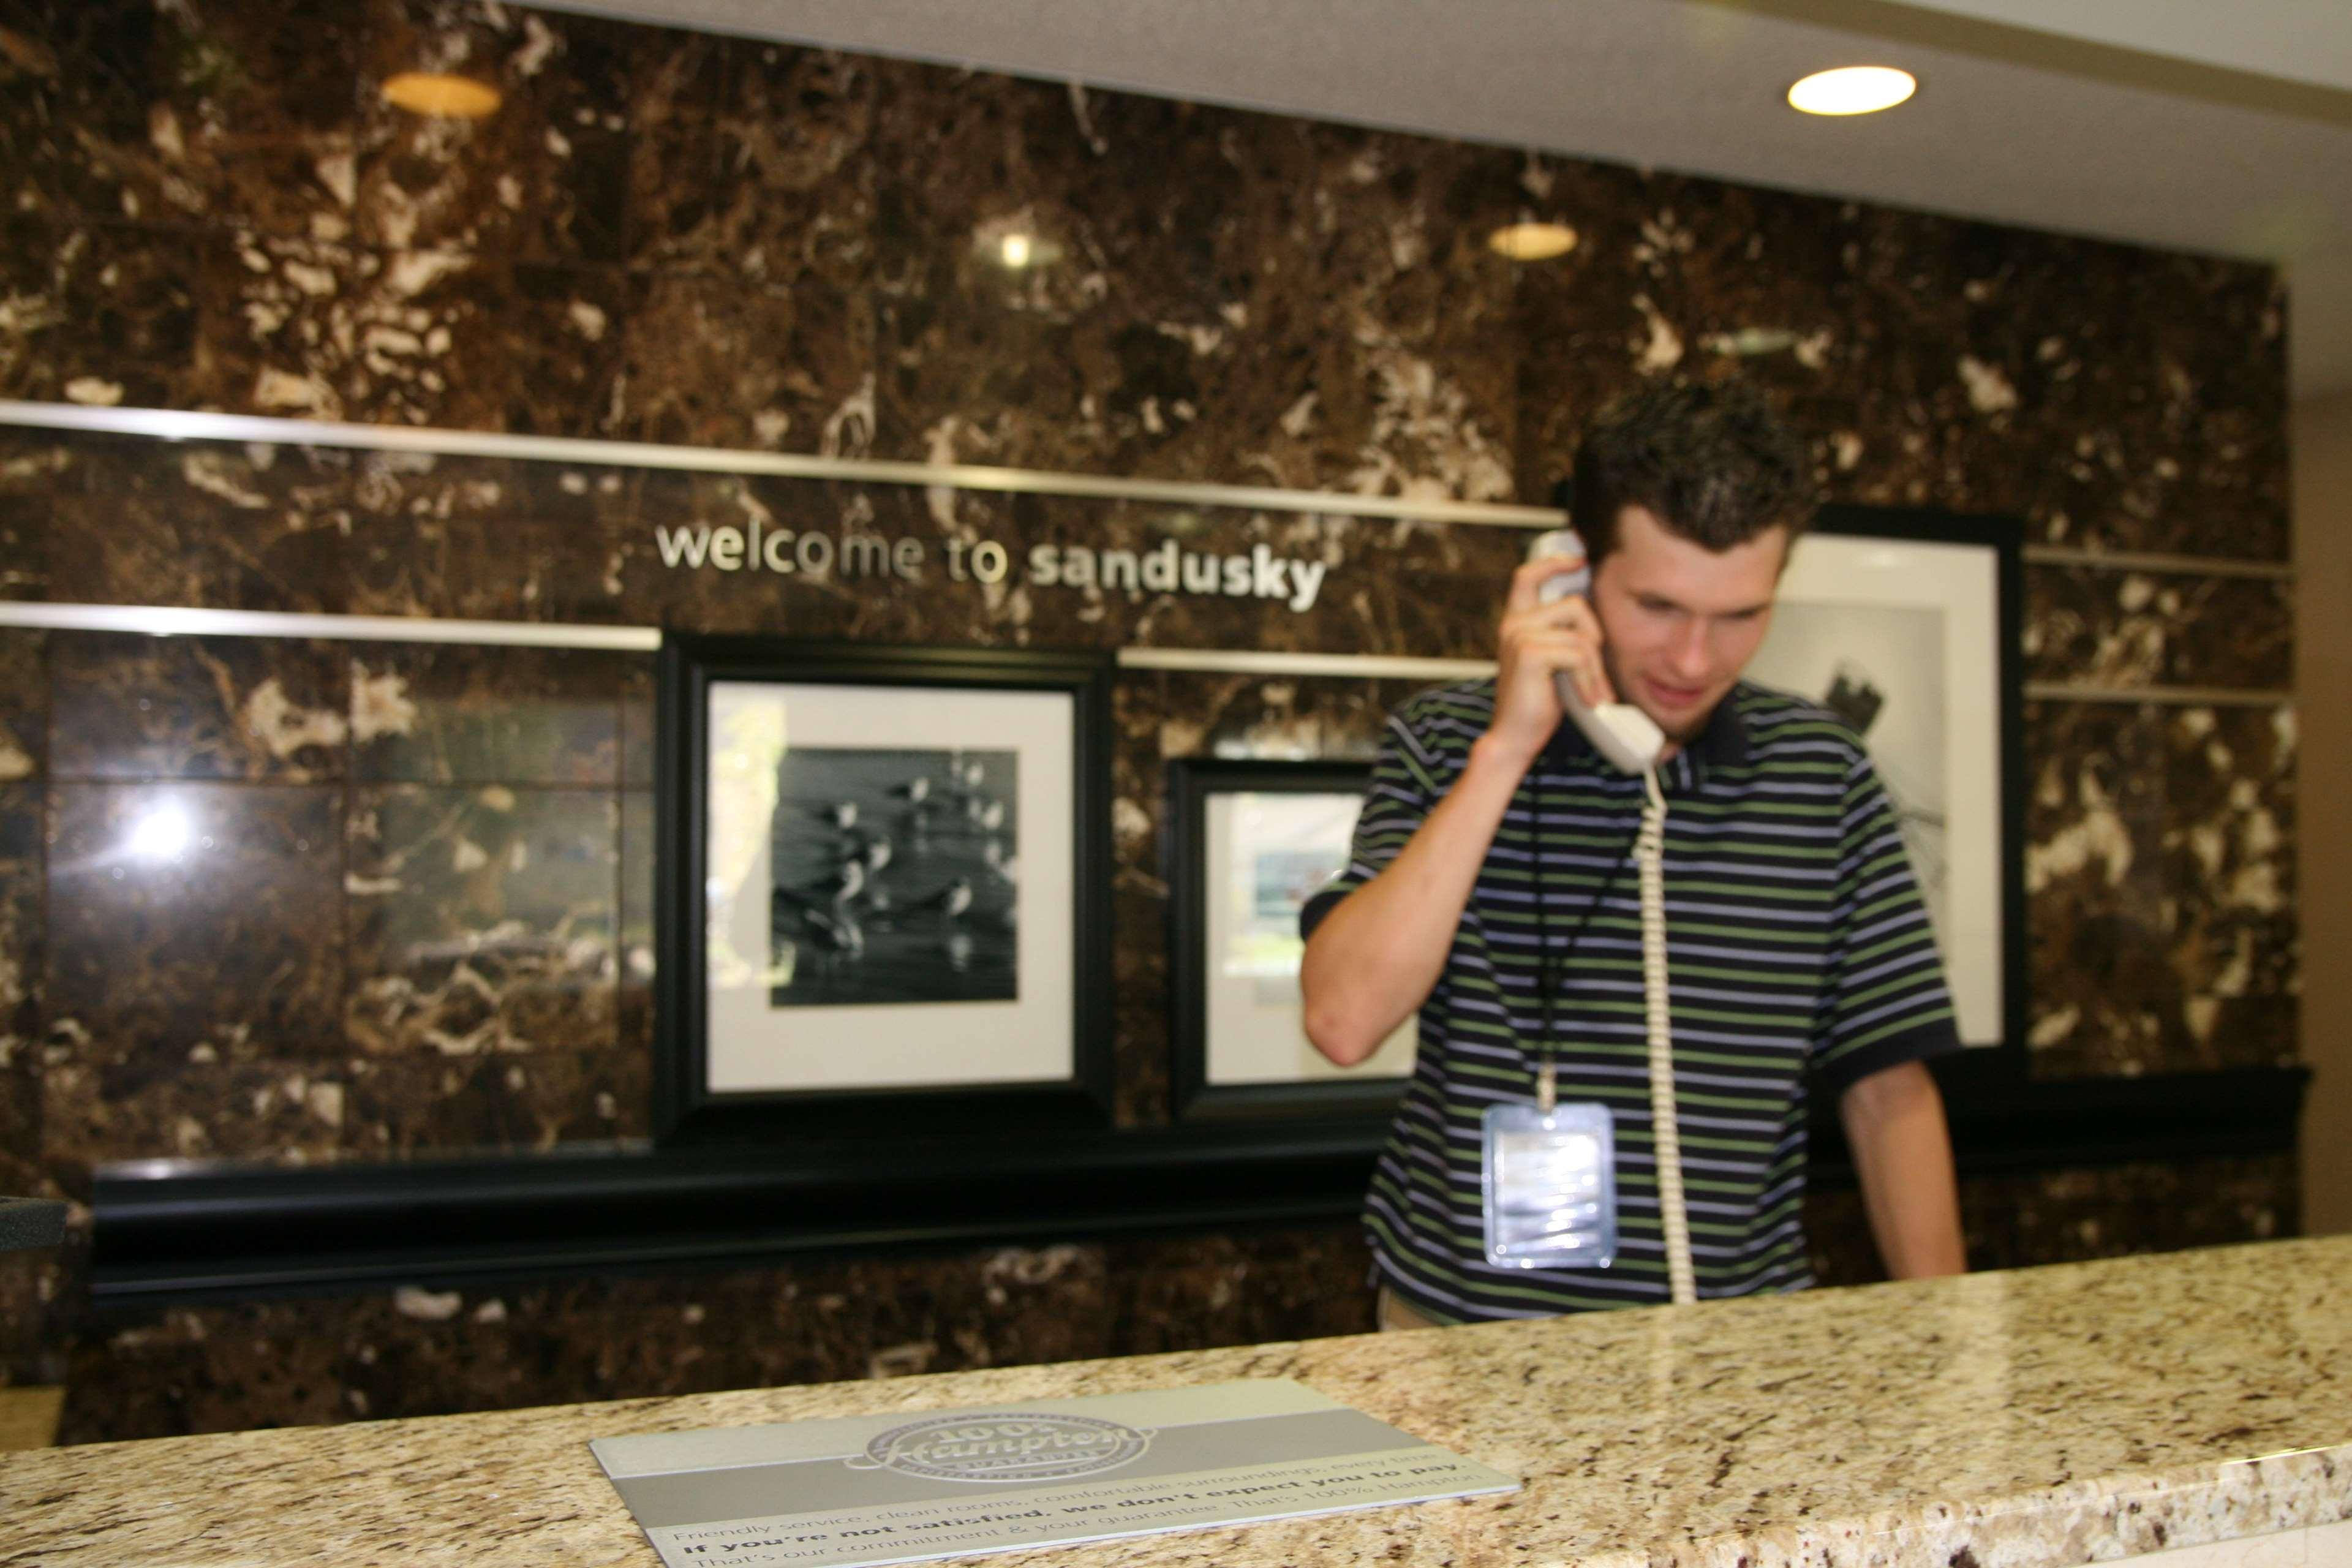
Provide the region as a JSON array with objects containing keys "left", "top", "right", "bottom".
[{"left": 591, "top": 1378, "right": 1518, "bottom": 1567}]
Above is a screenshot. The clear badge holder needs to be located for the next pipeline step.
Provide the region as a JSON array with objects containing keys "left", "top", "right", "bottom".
[{"left": 1482, "top": 1063, "right": 1618, "bottom": 1270}]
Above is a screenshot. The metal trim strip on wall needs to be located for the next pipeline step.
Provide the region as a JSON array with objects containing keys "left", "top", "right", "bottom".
[
  {"left": 0, "top": 402, "right": 2301, "bottom": 583},
  {"left": 2021, "top": 546, "right": 2293, "bottom": 581},
  {"left": 0, "top": 601, "right": 663, "bottom": 652},
  {"left": 0, "top": 601, "right": 2297, "bottom": 706},
  {"left": 2022, "top": 682, "right": 2294, "bottom": 708},
  {"left": 0, "top": 400, "right": 1560, "bottom": 528}
]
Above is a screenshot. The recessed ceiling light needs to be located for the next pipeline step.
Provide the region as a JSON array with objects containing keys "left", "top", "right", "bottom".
[
  {"left": 1787, "top": 66, "right": 1917, "bottom": 116},
  {"left": 1000, "top": 233, "right": 1035, "bottom": 268},
  {"left": 381, "top": 72, "right": 503, "bottom": 119},
  {"left": 1489, "top": 222, "right": 1579, "bottom": 262}
]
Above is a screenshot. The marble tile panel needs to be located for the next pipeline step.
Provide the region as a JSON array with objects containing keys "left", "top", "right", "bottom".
[
  {"left": 619, "top": 660, "right": 655, "bottom": 790},
  {"left": 2026, "top": 567, "right": 2292, "bottom": 691},
  {"left": 48, "top": 631, "right": 349, "bottom": 783},
  {"left": 44, "top": 782, "right": 345, "bottom": 1069},
  {"left": 0, "top": 214, "right": 214, "bottom": 409},
  {"left": 0, "top": 491, "right": 45, "bottom": 603},
  {"left": 597, "top": 267, "right": 874, "bottom": 455},
  {"left": 1104, "top": 1226, "right": 1376, "bottom": 1354},
  {"left": 613, "top": 28, "right": 731, "bottom": 268},
  {"left": 189, "top": 234, "right": 633, "bottom": 434},
  {"left": 0, "top": 431, "right": 84, "bottom": 604},
  {"left": 355, "top": 0, "right": 633, "bottom": 265},
  {"left": 869, "top": 65, "right": 1521, "bottom": 497},
  {"left": 349, "top": 644, "right": 626, "bottom": 786},
  {"left": 344, "top": 472, "right": 631, "bottom": 626},
  {"left": 1951, "top": 235, "right": 2287, "bottom": 565},
  {"left": 650, "top": 40, "right": 875, "bottom": 282},
  {"left": 345, "top": 785, "right": 617, "bottom": 1057},
  {"left": 339, "top": 1045, "right": 646, "bottom": 1159},
  {"left": 1512, "top": 159, "right": 1828, "bottom": 504},
  {"left": 0, "top": 0, "right": 366, "bottom": 236},
  {"left": 44, "top": 434, "right": 357, "bottom": 613},
  {"left": 1993, "top": 1155, "right": 2293, "bottom": 1265},
  {"left": 42, "top": 1057, "right": 348, "bottom": 1168},
  {"left": 617, "top": 788, "right": 653, "bottom": 1059},
  {"left": 0, "top": 632, "right": 45, "bottom": 784},
  {"left": 0, "top": 1172, "right": 88, "bottom": 1389},
  {"left": 1513, "top": 171, "right": 2287, "bottom": 561},
  {"left": 2024, "top": 701, "right": 2297, "bottom": 1077},
  {"left": 0, "top": 783, "right": 45, "bottom": 1183},
  {"left": 55, "top": 1234, "right": 1137, "bottom": 1442}
]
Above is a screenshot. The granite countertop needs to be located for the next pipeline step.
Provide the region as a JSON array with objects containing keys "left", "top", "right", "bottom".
[{"left": 6, "top": 1237, "right": 2349, "bottom": 1567}]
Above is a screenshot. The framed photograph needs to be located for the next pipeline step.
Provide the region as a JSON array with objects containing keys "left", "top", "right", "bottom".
[
  {"left": 1168, "top": 759, "right": 1417, "bottom": 1122},
  {"left": 655, "top": 638, "right": 1115, "bottom": 1140},
  {"left": 1746, "top": 506, "right": 2027, "bottom": 1061}
]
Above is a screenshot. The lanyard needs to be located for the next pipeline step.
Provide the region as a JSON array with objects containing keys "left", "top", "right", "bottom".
[{"left": 1529, "top": 766, "right": 1641, "bottom": 1112}]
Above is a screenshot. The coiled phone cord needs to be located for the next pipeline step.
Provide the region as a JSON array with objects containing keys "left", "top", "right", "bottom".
[{"left": 1638, "top": 764, "right": 1696, "bottom": 1306}]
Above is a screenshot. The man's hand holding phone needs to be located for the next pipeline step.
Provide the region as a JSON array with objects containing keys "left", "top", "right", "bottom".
[{"left": 1492, "top": 552, "right": 1616, "bottom": 766}]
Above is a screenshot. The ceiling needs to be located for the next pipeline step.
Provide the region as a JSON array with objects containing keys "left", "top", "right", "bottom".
[{"left": 535, "top": 0, "right": 2352, "bottom": 399}]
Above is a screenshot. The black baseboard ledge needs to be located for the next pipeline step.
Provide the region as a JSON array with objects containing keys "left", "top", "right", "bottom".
[{"left": 91, "top": 1064, "right": 2310, "bottom": 1308}]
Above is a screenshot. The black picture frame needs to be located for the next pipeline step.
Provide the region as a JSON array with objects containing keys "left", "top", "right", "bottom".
[
  {"left": 1166, "top": 758, "right": 1414, "bottom": 1124},
  {"left": 655, "top": 636, "right": 1117, "bottom": 1144}
]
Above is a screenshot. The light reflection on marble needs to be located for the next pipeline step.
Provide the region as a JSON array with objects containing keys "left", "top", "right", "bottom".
[
  {"left": 43, "top": 781, "right": 345, "bottom": 1083},
  {"left": 12, "top": 1238, "right": 2351, "bottom": 1567}
]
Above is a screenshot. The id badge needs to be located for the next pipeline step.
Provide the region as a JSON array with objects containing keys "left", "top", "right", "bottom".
[{"left": 1481, "top": 1099, "right": 1618, "bottom": 1270}]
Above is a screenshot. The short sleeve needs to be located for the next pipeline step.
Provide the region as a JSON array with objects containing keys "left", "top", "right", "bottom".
[
  {"left": 1297, "top": 703, "right": 1446, "bottom": 941},
  {"left": 1809, "top": 746, "right": 1965, "bottom": 1096}
]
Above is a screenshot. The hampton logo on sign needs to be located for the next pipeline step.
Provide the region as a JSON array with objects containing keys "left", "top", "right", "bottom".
[{"left": 653, "top": 523, "right": 1330, "bottom": 613}]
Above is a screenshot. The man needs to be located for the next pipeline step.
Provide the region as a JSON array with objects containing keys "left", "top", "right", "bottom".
[{"left": 1299, "top": 380, "right": 1964, "bottom": 1328}]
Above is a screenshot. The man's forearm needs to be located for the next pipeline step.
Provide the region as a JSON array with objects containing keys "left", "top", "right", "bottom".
[
  {"left": 1838, "top": 1060, "right": 1966, "bottom": 1279},
  {"left": 1300, "top": 733, "right": 1537, "bottom": 1065}
]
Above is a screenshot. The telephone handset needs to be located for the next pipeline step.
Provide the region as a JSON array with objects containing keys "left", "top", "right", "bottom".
[{"left": 1525, "top": 528, "right": 1665, "bottom": 774}]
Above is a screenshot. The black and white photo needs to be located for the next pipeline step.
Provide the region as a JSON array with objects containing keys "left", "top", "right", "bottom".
[{"left": 767, "top": 746, "right": 1020, "bottom": 1008}]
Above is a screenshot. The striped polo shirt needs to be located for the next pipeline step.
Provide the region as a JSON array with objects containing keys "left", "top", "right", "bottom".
[{"left": 1300, "top": 677, "right": 1961, "bottom": 1322}]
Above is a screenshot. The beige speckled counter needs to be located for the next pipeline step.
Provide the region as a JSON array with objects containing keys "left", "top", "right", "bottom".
[{"left": 6, "top": 1238, "right": 2349, "bottom": 1567}]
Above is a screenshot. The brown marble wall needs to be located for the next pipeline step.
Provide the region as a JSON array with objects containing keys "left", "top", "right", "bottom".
[{"left": 0, "top": 0, "right": 2296, "bottom": 1434}]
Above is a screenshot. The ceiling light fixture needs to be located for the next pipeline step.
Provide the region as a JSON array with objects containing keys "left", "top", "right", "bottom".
[
  {"left": 380, "top": 72, "right": 503, "bottom": 119},
  {"left": 1787, "top": 66, "right": 1917, "bottom": 116},
  {"left": 1488, "top": 222, "right": 1579, "bottom": 262},
  {"left": 999, "top": 233, "right": 1035, "bottom": 268}
]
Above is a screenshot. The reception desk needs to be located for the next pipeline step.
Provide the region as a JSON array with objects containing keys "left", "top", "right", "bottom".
[{"left": 6, "top": 1237, "right": 2348, "bottom": 1567}]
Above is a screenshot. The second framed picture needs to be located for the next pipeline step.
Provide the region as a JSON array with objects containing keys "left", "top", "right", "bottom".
[
  {"left": 1167, "top": 758, "right": 1417, "bottom": 1122},
  {"left": 655, "top": 638, "right": 1115, "bottom": 1140}
]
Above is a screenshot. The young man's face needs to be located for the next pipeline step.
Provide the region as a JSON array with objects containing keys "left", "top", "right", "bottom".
[{"left": 1590, "top": 505, "right": 1789, "bottom": 744}]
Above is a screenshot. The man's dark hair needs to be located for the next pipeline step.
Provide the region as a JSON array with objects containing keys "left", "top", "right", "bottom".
[{"left": 1566, "top": 379, "right": 1817, "bottom": 564}]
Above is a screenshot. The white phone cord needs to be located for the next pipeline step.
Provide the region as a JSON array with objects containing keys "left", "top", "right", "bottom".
[{"left": 1638, "top": 766, "right": 1696, "bottom": 1306}]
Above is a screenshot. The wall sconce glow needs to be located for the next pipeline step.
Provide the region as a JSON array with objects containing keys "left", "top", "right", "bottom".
[
  {"left": 126, "top": 802, "right": 194, "bottom": 862},
  {"left": 999, "top": 233, "right": 1035, "bottom": 269},
  {"left": 1488, "top": 222, "right": 1579, "bottom": 262},
  {"left": 1787, "top": 66, "right": 1916, "bottom": 116},
  {"left": 380, "top": 72, "right": 503, "bottom": 119}
]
